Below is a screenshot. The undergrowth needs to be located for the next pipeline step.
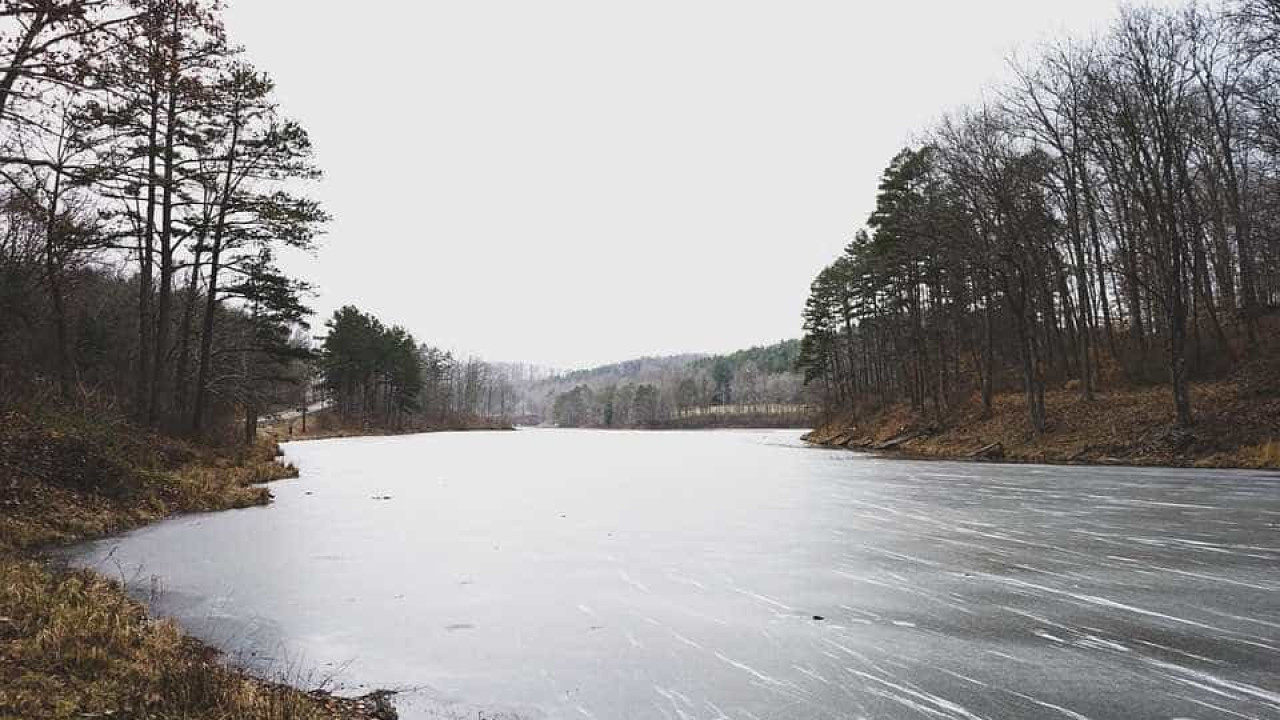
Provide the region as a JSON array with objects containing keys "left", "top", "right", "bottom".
[
  {"left": 0, "top": 560, "right": 334, "bottom": 720},
  {"left": 807, "top": 361, "right": 1280, "bottom": 470},
  {"left": 0, "top": 409, "right": 373, "bottom": 720},
  {"left": 0, "top": 409, "right": 296, "bottom": 552}
]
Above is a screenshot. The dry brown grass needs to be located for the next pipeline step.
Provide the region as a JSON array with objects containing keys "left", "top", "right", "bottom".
[
  {"left": 0, "top": 559, "right": 340, "bottom": 720},
  {"left": 0, "top": 411, "right": 386, "bottom": 720},
  {"left": 809, "top": 363, "right": 1280, "bottom": 469},
  {"left": 0, "top": 410, "right": 299, "bottom": 553},
  {"left": 1240, "top": 439, "right": 1280, "bottom": 469}
]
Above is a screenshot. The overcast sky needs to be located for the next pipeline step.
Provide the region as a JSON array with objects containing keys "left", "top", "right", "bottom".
[{"left": 223, "top": 1, "right": 1175, "bottom": 370}]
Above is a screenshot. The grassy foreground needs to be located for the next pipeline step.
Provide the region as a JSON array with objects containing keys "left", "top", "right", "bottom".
[
  {"left": 0, "top": 409, "right": 389, "bottom": 720},
  {"left": 806, "top": 360, "right": 1280, "bottom": 469}
]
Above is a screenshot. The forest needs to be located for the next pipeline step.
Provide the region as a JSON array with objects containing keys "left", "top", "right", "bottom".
[
  {"left": 538, "top": 340, "right": 817, "bottom": 428},
  {"left": 308, "top": 313, "right": 805, "bottom": 435},
  {"left": 0, "top": 0, "right": 325, "bottom": 443},
  {"left": 799, "top": 0, "right": 1280, "bottom": 442},
  {"left": 0, "top": 3, "right": 419, "bottom": 717},
  {"left": 316, "top": 305, "right": 528, "bottom": 433}
]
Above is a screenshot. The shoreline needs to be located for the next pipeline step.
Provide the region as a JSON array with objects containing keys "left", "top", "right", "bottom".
[
  {"left": 6, "top": 402, "right": 1272, "bottom": 717},
  {"left": 275, "top": 424, "right": 517, "bottom": 444},
  {"left": 292, "top": 422, "right": 1273, "bottom": 471},
  {"left": 802, "top": 381, "right": 1280, "bottom": 472},
  {"left": 0, "top": 410, "right": 397, "bottom": 719},
  {"left": 263, "top": 410, "right": 515, "bottom": 444},
  {"left": 528, "top": 425, "right": 813, "bottom": 432},
  {"left": 802, "top": 432, "right": 1280, "bottom": 471}
]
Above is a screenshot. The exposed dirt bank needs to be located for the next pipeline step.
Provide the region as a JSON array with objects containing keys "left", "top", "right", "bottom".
[
  {"left": 0, "top": 409, "right": 394, "bottom": 720},
  {"left": 805, "top": 367, "right": 1280, "bottom": 470}
]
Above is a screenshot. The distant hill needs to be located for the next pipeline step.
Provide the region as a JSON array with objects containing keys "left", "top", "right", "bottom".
[
  {"left": 554, "top": 353, "right": 706, "bottom": 387},
  {"left": 691, "top": 339, "right": 801, "bottom": 376},
  {"left": 512, "top": 340, "right": 812, "bottom": 426},
  {"left": 512, "top": 354, "right": 703, "bottom": 420}
]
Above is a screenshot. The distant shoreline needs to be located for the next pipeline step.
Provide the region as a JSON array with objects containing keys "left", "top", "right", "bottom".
[
  {"left": 275, "top": 424, "right": 517, "bottom": 444},
  {"left": 263, "top": 408, "right": 514, "bottom": 444}
]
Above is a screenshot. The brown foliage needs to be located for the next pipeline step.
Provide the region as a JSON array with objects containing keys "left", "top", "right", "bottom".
[{"left": 809, "top": 360, "right": 1280, "bottom": 469}]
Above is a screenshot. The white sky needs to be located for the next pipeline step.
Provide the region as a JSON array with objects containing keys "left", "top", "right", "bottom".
[{"left": 224, "top": 1, "right": 1178, "bottom": 369}]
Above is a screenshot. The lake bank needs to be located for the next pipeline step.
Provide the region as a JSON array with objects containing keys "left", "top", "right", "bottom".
[
  {"left": 805, "top": 373, "right": 1280, "bottom": 469},
  {"left": 263, "top": 408, "right": 514, "bottom": 443},
  {"left": 0, "top": 409, "right": 391, "bottom": 720},
  {"left": 12, "top": 414, "right": 1279, "bottom": 719},
  {"left": 66, "top": 428, "right": 1280, "bottom": 720}
]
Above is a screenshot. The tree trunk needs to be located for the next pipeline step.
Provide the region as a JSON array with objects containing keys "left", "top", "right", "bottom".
[
  {"left": 191, "top": 107, "right": 243, "bottom": 433},
  {"left": 191, "top": 241, "right": 221, "bottom": 433},
  {"left": 137, "top": 82, "right": 160, "bottom": 422},
  {"left": 1005, "top": 269, "right": 1045, "bottom": 435},
  {"left": 0, "top": 10, "right": 48, "bottom": 124},
  {"left": 43, "top": 167, "right": 71, "bottom": 400},
  {"left": 150, "top": 3, "right": 182, "bottom": 427},
  {"left": 173, "top": 238, "right": 203, "bottom": 419}
]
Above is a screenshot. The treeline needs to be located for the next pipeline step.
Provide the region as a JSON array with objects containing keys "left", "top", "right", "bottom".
[
  {"left": 0, "top": 0, "right": 325, "bottom": 442},
  {"left": 690, "top": 339, "right": 804, "bottom": 406},
  {"left": 799, "top": 0, "right": 1280, "bottom": 434},
  {"left": 545, "top": 341, "right": 813, "bottom": 428},
  {"left": 319, "top": 306, "right": 519, "bottom": 430},
  {"left": 551, "top": 383, "right": 662, "bottom": 428}
]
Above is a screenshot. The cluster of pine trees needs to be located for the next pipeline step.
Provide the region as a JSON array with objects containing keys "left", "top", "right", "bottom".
[
  {"left": 319, "top": 306, "right": 521, "bottom": 430},
  {"left": 0, "top": 0, "right": 325, "bottom": 441},
  {"left": 319, "top": 307, "right": 421, "bottom": 427},
  {"left": 799, "top": 1, "right": 1280, "bottom": 434}
]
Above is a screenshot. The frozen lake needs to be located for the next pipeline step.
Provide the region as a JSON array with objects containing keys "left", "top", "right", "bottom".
[{"left": 69, "top": 429, "right": 1280, "bottom": 719}]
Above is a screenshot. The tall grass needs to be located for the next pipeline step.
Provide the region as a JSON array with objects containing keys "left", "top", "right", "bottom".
[
  {"left": 0, "top": 411, "right": 341, "bottom": 719},
  {"left": 1250, "top": 439, "right": 1280, "bottom": 468},
  {"left": 0, "top": 560, "right": 334, "bottom": 720}
]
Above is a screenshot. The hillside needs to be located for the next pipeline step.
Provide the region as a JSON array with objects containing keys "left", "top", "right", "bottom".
[
  {"left": 530, "top": 354, "right": 705, "bottom": 401},
  {"left": 690, "top": 339, "right": 801, "bottom": 376},
  {"left": 519, "top": 340, "right": 814, "bottom": 427},
  {"left": 806, "top": 358, "right": 1280, "bottom": 469}
]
